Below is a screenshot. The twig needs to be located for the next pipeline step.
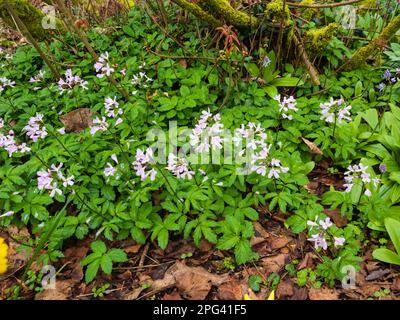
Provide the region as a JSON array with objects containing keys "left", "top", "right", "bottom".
[{"left": 138, "top": 242, "right": 151, "bottom": 269}]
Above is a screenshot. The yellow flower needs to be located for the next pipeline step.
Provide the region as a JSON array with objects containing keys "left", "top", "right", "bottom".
[
  {"left": 0, "top": 237, "right": 8, "bottom": 274},
  {"left": 267, "top": 290, "right": 275, "bottom": 300}
]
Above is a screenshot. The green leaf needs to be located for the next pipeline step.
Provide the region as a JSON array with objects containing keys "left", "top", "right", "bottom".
[
  {"left": 264, "top": 85, "right": 278, "bottom": 99},
  {"left": 270, "top": 77, "right": 300, "bottom": 87},
  {"left": 372, "top": 248, "right": 400, "bottom": 265},
  {"left": 242, "top": 207, "right": 259, "bottom": 221},
  {"left": 131, "top": 226, "right": 146, "bottom": 244},
  {"left": 108, "top": 248, "right": 128, "bottom": 263},
  {"left": 158, "top": 228, "right": 169, "bottom": 250},
  {"left": 85, "top": 260, "right": 100, "bottom": 283},
  {"left": 248, "top": 275, "right": 262, "bottom": 292},
  {"left": 81, "top": 252, "right": 101, "bottom": 267},
  {"left": 101, "top": 254, "right": 113, "bottom": 275},
  {"left": 217, "top": 234, "right": 240, "bottom": 250},
  {"left": 384, "top": 218, "right": 400, "bottom": 255},
  {"left": 246, "top": 63, "right": 260, "bottom": 77},
  {"left": 223, "top": 194, "right": 236, "bottom": 206},
  {"left": 91, "top": 240, "right": 107, "bottom": 254},
  {"left": 234, "top": 239, "right": 258, "bottom": 265}
]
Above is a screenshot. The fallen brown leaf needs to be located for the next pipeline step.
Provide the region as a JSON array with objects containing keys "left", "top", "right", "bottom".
[
  {"left": 308, "top": 287, "right": 339, "bottom": 300},
  {"left": 60, "top": 108, "right": 93, "bottom": 133},
  {"left": 302, "top": 137, "right": 323, "bottom": 155},
  {"left": 35, "top": 280, "right": 73, "bottom": 300},
  {"left": 260, "top": 253, "right": 288, "bottom": 275},
  {"left": 149, "top": 261, "right": 229, "bottom": 300},
  {"left": 217, "top": 281, "right": 243, "bottom": 300},
  {"left": 276, "top": 280, "right": 294, "bottom": 299}
]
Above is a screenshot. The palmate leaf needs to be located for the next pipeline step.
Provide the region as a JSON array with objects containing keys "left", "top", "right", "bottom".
[{"left": 234, "top": 239, "right": 258, "bottom": 265}]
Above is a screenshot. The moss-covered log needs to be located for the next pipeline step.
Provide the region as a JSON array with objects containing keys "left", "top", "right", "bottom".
[
  {"left": 200, "top": 0, "right": 259, "bottom": 29},
  {"left": 342, "top": 15, "right": 400, "bottom": 71},
  {"left": 171, "top": 0, "right": 221, "bottom": 27},
  {"left": 0, "top": 0, "right": 64, "bottom": 40}
]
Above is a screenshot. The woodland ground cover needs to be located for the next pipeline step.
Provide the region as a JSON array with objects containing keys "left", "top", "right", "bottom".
[{"left": 0, "top": 0, "right": 399, "bottom": 300}]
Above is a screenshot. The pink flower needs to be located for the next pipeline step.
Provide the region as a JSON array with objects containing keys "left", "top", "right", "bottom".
[
  {"left": 90, "top": 117, "right": 109, "bottom": 135},
  {"left": 334, "top": 237, "right": 345, "bottom": 247},
  {"left": 23, "top": 113, "right": 48, "bottom": 142}
]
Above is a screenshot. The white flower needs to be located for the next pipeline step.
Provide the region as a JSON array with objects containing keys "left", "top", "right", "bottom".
[
  {"left": 307, "top": 233, "right": 328, "bottom": 250},
  {"left": 58, "top": 69, "right": 88, "bottom": 94},
  {"left": 0, "top": 211, "right": 14, "bottom": 218},
  {"left": 57, "top": 127, "right": 66, "bottom": 135},
  {"left": 133, "top": 148, "right": 157, "bottom": 181},
  {"left": 319, "top": 217, "right": 333, "bottom": 230},
  {"left": 90, "top": 117, "right": 109, "bottom": 135},
  {"left": 334, "top": 237, "right": 346, "bottom": 247},
  {"left": 275, "top": 95, "right": 297, "bottom": 120},
  {"left": 166, "top": 153, "right": 194, "bottom": 180},
  {"left": 320, "top": 98, "right": 352, "bottom": 124},
  {"left": 95, "top": 52, "right": 115, "bottom": 78},
  {"left": 104, "top": 163, "right": 117, "bottom": 177}
]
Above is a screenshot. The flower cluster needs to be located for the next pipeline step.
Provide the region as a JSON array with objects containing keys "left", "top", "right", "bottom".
[
  {"left": 131, "top": 63, "right": 153, "bottom": 90},
  {"left": 37, "top": 163, "right": 74, "bottom": 197},
  {"left": 383, "top": 69, "right": 399, "bottom": 83},
  {"left": 190, "top": 109, "right": 224, "bottom": 153},
  {"left": 104, "top": 97, "right": 123, "bottom": 126},
  {"left": 234, "top": 122, "right": 289, "bottom": 179},
  {"left": 0, "top": 129, "right": 30, "bottom": 157},
  {"left": 274, "top": 94, "right": 298, "bottom": 120},
  {"left": 94, "top": 52, "right": 115, "bottom": 78},
  {"left": 166, "top": 153, "right": 195, "bottom": 180},
  {"left": 58, "top": 69, "right": 88, "bottom": 94},
  {"left": 104, "top": 154, "right": 119, "bottom": 177},
  {"left": 133, "top": 148, "right": 157, "bottom": 181},
  {"left": 23, "top": 113, "right": 48, "bottom": 142},
  {"left": 29, "top": 70, "right": 45, "bottom": 90},
  {"left": 320, "top": 98, "right": 352, "bottom": 123},
  {"left": 90, "top": 117, "right": 109, "bottom": 135},
  {"left": 343, "top": 163, "right": 380, "bottom": 196},
  {"left": 307, "top": 216, "right": 345, "bottom": 250},
  {"left": 0, "top": 76, "right": 15, "bottom": 93}
]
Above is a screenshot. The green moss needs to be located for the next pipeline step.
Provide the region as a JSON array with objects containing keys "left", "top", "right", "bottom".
[
  {"left": 344, "top": 15, "right": 400, "bottom": 70},
  {"left": 0, "top": 0, "right": 64, "bottom": 40},
  {"left": 174, "top": 0, "right": 221, "bottom": 27},
  {"left": 299, "top": 0, "right": 317, "bottom": 21},
  {"left": 304, "top": 23, "right": 340, "bottom": 53},
  {"left": 201, "top": 0, "right": 259, "bottom": 29},
  {"left": 264, "top": 0, "right": 291, "bottom": 25}
]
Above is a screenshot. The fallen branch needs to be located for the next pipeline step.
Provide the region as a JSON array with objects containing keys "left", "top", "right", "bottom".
[
  {"left": 292, "top": 31, "right": 321, "bottom": 86},
  {"left": 287, "top": 0, "right": 363, "bottom": 8}
]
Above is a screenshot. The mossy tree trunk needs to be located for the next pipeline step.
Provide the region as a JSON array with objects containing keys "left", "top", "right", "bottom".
[
  {"left": 172, "top": 0, "right": 259, "bottom": 29},
  {"left": 0, "top": 0, "right": 64, "bottom": 40},
  {"left": 342, "top": 15, "right": 400, "bottom": 71}
]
